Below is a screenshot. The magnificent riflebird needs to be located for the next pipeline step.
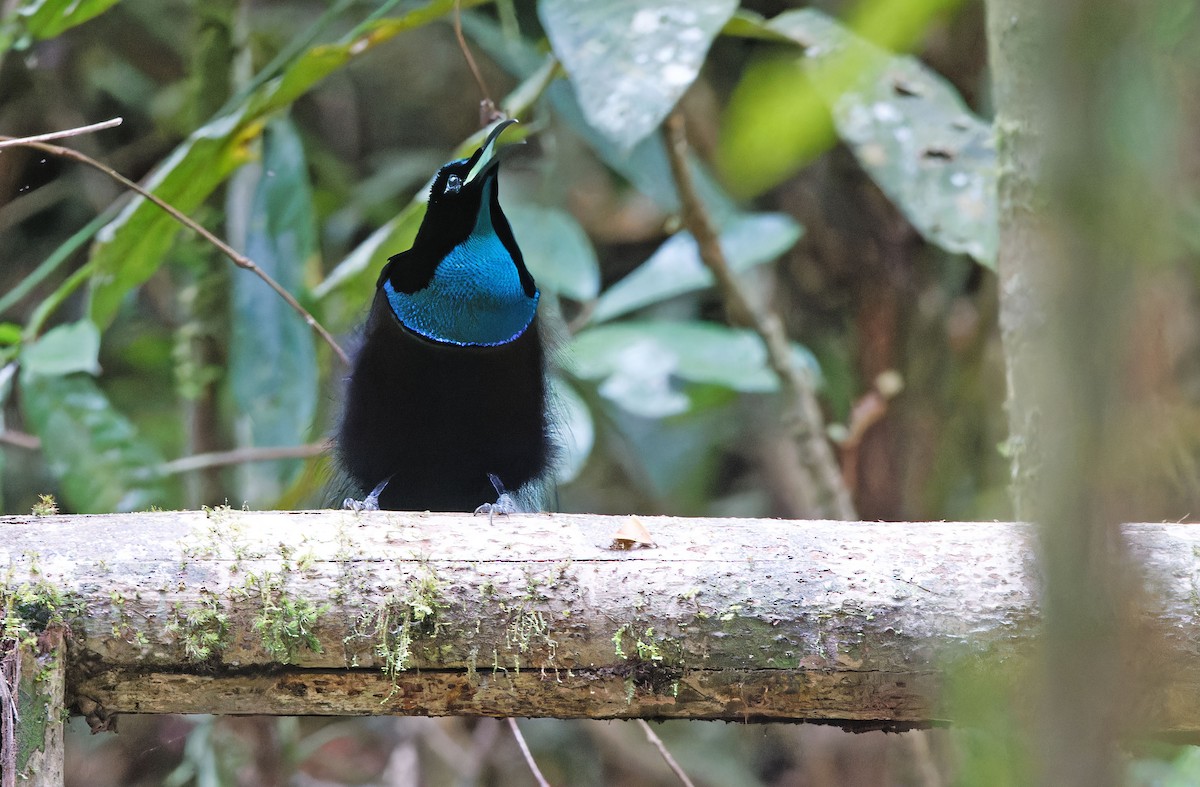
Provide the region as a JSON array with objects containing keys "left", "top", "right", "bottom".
[{"left": 336, "top": 120, "right": 550, "bottom": 512}]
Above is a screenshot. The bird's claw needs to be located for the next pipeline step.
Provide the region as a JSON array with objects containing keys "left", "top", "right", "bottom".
[
  {"left": 343, "top": 477, "right": 390, "bottom": 512},
  {"left": 474, "top": 474, "right": 521, "bottom": 523},
  {"left": 343, "top": 496, "right": 379, "bottom": 512}
]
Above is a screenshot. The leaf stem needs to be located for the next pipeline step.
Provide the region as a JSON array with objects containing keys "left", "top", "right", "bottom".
[{"left": 3, "top": 137, "right": 350, "bottom": 366}]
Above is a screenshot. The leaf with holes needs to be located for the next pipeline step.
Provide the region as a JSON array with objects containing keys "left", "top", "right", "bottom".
[{"left": 771, "top": 8, "right": 997, "bottom": 267}]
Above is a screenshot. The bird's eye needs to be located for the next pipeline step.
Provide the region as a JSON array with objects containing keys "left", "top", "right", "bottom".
[{"left": 444, "top": 174, "right": 463, "bottom": 195}]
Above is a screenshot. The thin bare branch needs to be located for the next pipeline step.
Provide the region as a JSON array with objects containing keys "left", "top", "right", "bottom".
[
  {"left": 636, "top": 720, "right": 695, "bottom": 787},
  {"left": 0, "top": 431, "right": 41, "bottom": 451},
  {"left": 160, "top": 442, "right": 327, "bottom": 476},
  {"left": 507, "top": 718, "right": 552, "bottom": 787},
  {"left": 0, "top": 117, "right": 123, "bottom": 149},
  {"left": 1, "top": 137, "right": 350, "bottom": 367},
  {"left": 453, "top": 0, "right": 501, "bottom": 125},
  {"left": 662, "top": 112, "right": 855, "bottom": 520}
]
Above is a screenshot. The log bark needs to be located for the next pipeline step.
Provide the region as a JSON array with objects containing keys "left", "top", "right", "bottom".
[
  {"left": 0, "top": 511, "right": 1198, "bottom": 732},
  {"left": 1, "top": 629, "right": 65, "bottom": 787}
]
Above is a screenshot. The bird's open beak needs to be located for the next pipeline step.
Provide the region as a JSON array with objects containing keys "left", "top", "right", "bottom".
[{"left": 465, "top": 118, "right": 519, "bottom": 185}]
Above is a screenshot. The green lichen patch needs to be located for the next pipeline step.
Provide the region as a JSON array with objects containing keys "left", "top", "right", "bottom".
[
  {"left": 352, "top": 568, "right": 448, "bottom": 687},
  {"left": 247, "top": 571, "right": 328, "bottom": 664},
  {"left": 2, "top": 560, "right": 85, "bottom": 647},
  {"left": 611, "top": 623, "right": 684, "bottom": 701},
  {"left": 165, "top": 591, "right": 229, "bottom": 662}
]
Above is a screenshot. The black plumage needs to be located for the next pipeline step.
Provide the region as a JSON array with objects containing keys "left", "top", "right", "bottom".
[{"left": 336, "top": 121, "right": 550, "bottom": 511}]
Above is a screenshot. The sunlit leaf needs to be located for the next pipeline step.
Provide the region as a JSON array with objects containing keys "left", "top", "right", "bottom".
[
  {"left": 771, "top": 8, "right": 998, "bottom": 267},
  {"left": 19, "top": 373, "right": 168, "bottom": 512},
  {"left": 565, "top": 320, "right": 819, "bottom": 418},
  {"left": 225, "top": 116, "right": 319, "bottom": 504},
  {"left": 540, "top": 0, "right": 738, "bottom": 150},
  {"left": 548, "top": 376, "right": 594, "bottom": 485},
  {"left": 591, "top": 213, "right": 802, "bottom": 324},
  {"left": 0, "top": 323, "right": 22, "bottom": 345},
  {"left": 19, "top": 320, "right": 101, "bottom": 379},
  {"left": 4, "top": 0, "right": 121, "bottom": 44},
  {"left": 718, "top": 52, "right": 836, "bottom": 198},
  {"left": 505, "top": 204, "right": 599, "bottom": 301}
]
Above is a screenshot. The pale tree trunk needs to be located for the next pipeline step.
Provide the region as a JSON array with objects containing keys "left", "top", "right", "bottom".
[{"left": 987, "top": 1, "right": 1197, "bottom": 784}]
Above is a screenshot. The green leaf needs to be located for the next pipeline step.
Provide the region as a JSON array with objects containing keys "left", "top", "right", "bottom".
[
  {"left": 4, "top": 0, "right": 121, "bottom": 42},
  {"left": 86, "top": 0, "right": 470, "bottom": 326},
  {"left": 0, "top": 323, "right": 21, "bottom": 345},
  {"left": 88, "top": 111, "right": 262, "bottom": 326},
  {"left": 313, "top": 199, "right": 426, "bottom": 330},
  {"left": 19, "top": 320, "right": 101, "bottom": 379},
  {"left": 718, "top": 52, "right": 837, "bottom": 198},
  {"left": 504, "top": 204, "right": 599, "bottom": 301},
  {"left": 548, "top": 376, "right": 594, "bottom": 485},
  {"left": 591, "top": 213, "right": 802, "bottom": 324},
  {"left": 19, "top": 373, "right": 168, "bottom": 512},
  {"left": 564, "top": 321, "right": 819, "bottom": 418},
  {"left": 539, "top": 0, "right": 738, "bottom": 150},
  {"left": 225, "top": 116, "right": 319, "bottom": 504},
  {"left": 771, "top": 9, "right": 997, "bottom": 267},
  {"left": 463, "top": 13, "right": 736, "bottom": 223}
]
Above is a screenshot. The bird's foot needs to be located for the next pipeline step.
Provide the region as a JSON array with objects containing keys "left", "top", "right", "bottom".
[
  {"left": 474, "top": 474, "right": 521, "bottom": 523},
  {"left": 343, "top": 478, "right": 391, "bottom": 512}
]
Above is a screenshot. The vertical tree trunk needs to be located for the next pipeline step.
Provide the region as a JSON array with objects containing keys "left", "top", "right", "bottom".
[{"left": 987, "top": 1, "right": 1190, "bottom": 784}]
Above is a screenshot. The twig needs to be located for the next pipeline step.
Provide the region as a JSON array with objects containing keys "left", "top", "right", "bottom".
[
  {"left": 0, "top": 431, "right": 41, "bottom": 451},
  {"left": 662, "top": 112, "right": 855, "bottom": 520},
  {"left": 160, "top": 442, "right": 327, "bottom": 475},
  {"left": 507, "top": 718, "right": 552, "bottom": 787},
  {"left": 636, "top": 719, "right": 695, "bottom": 787},
  {"left": 1, "top": 136, "right": 350, "bottom": 366},
  {"left": 453, "top": 0, "right": 501, "bottom": 125},
  {"left": 0, "top": 117, "right": 122, "bottom": 149}
]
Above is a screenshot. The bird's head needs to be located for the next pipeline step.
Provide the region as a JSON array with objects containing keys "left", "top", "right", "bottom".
[{"left": 379, "top": 119, "right": 539, "bottom": 347}]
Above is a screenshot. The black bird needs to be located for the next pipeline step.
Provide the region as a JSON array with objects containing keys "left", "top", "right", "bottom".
[{"left": 336, "top": 120, "right": 550, "bottom": 512}]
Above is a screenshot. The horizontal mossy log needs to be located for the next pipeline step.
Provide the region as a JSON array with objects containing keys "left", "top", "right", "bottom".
[{"left": 0, "top": 511, "right": 1198, "bottom": 730}]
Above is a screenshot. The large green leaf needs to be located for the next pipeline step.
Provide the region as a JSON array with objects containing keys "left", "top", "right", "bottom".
[
  {"left": 86, "top": 0, "right": 472, "bottom": 326},
  {"left": 19, "top": 373, "right": 168, "bottom": 512},
  {"left": 539, "top": 0, "right": 737, "bottom": 150},
  {"left": 772, "top": 9, "right": 997, "bottom": 267},
  {"left": 2, "top": 0, "right": 121, "bottom": 45},
  {"left": 88, "top": 112, "right": 263, "bottom": 326},
  {"left": 463, "top": 13, "right": 736, "bottom": 223},
  {"left": 504, "top": 204, "right": 599, "bottom": 302},
  {"left": 225, "top": 116, "right": 319, "bottom": 504},
  {"left": 564, "top": 321, "right": 819, "bottom": 418},
  {"left": 18, "top": 320, "right": 101, "bottom": 379},
  {"left": 591, "top": 212, "right": 802, "bottom": 324},
  {"left": 313, "top": 199, "right": 426, "bottom": 330},
  {"left": 548, "top": 376, "right": 594, "bottom": 485}
]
